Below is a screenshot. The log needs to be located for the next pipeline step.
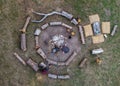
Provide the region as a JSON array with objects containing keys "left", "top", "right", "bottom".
[
  {"left": 79, "top": 58, "right": 87, "bottom": 68},
  {"left": 62, "top": 23, "right": 72, "bottom": 29},
  {"left": 48, "top": 74, "right": 57, "bottom": 79},
  {"left": 20, "top": 16, "right": 31, "bottom": 33},
  {"left": 58, "top": 75, "right": 70, "bottom": 79},
  {"left": 21, "top": 33, "right": 27, "bottom": 51},
  {"left": 26, "top": 58, "right": 39, "bottom": 72},
  {"left": 65, "top": 51, "right": 77, "bottom": 65},
  {"left": 34, "top": 28, "right": 41, "bottom": 36},
  {"left": 49, "top": 22, "right": 62, "bottom": 26},
  {"left": 41, "top": 23, "right": 49, "bottom": 30},
  {"left": 35, "top": 36, "right": 40, "bottom": 49},
  {"left": 71, "top": 18, "right": 78, "bottom": 25},
  {"left": 61, "top": 11, "right": 73, "bottom": 20},
  {"left": 37, "top": 48, "right": 47, "bottom": 59},
  {"left": 92, "top": 48, "right": 104, "bottom": 54},
  {"left": 78, "top": 25, "right": 85, "bottom": 44},
  {"left": 13, "top": 52, "right": 26, "bottom": 66},
  {"left": 111, "top": 25, "right": 118, "bottom": 36}
]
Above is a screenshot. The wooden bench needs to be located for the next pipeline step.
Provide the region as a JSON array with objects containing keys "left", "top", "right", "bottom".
[
  {"left": 65, "top": 51, "right": 77, "bottom": 65},
  {"left": 37, "top": 48, "right": 47, "bottom": 59}
]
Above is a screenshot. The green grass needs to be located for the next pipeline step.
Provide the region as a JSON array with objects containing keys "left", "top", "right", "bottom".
[{"left": 0, "top": 0, "right": 120, "bottom": 86}]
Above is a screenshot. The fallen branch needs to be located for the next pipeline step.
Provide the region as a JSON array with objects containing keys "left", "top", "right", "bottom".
[
  {"left": 20, "top": 16, "right": 31, "bottom": 33},
  {"left": 13, "top": 52, "right": 26, "bottom": 66}
]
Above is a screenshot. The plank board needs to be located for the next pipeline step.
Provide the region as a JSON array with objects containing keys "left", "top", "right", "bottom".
[
  {"left": 102, "top": 22, "right": 110, "bottom": 34},
  {"left": 83, "top": 24, "right": 93, "bottom": 37},
  {"left": 92, "top": 34, "right": 104, "bottom": 44},
  {"left": 89, "top": 14, "right": 100, "bottom": 24}
]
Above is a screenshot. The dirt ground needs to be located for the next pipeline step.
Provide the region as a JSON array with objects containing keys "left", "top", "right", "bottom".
[{"left": 0, "top": 0, "right": 120, "bottom": 86}]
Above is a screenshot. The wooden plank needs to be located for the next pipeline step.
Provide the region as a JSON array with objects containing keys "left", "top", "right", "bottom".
[
  {"left": 13, "top": 52, "right": 26, "bottom": 66},
  {"left": 111, "top": 25, "right": 118, "bottom": 36},
  {"left": 79, "top": 58, "right": 87, "bottom": 68},
  {"left": 83, "top": 24, "right": 93, "bottom": 37},
  {"left": 92, "top": 34, "right": 104, "bottom": 44},
  {"left": 65, "top": 51, "right": 77, "bottom": 65},
  {"left": 21, "top": 33, "right": 27, "bottom": 51},
  {"left": 102, "top": 22, "right": 110, "bottom": 34},
  {"left": 89, "top": 14, "right": 100, "bottom": 24},
  {"left": 78, "top": 25, "right": 85, "bottom": 44}
]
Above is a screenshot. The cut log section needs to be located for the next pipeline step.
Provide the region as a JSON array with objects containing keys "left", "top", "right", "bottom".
[
  {"left": 62, "top": 23, "right": 72, "bottom": 29},
  {"left": 65, "top": 51, "right": 77, "bottom": 65},
  {"left": 35, "top": 36, "right": 40, "bottom": 49},
  {"left": 49, "top": 22, "right": 62, "bottom": 26},
  {"left": 20, "top": 16, "right": 31, "bottom": 33},
  {"left": 34, "top": 28, "right": 41, "bottom": 36},
  {"left": 26, "top": 58, "right": 39, "bottom": 72},
  {"left": 92, "top": 48, "right": 104, "bottom": 54},
  {"left": 37, "top": 48, "right": 47, "bottom": 59},
  {"left": 71, "top": 18, "right": 78, "bottom": 25},
  {"left": 79, "top": 58, "right": 87, "bottom": 68},
  {"left": 111, "top": 25, "right": 118, "bottom": 36},
  {"left": 41, "top": 23, "right": 49, "bottom": 30},
  {"left": 78, "top": 25, "right": 85, "bottom": 44},
  {"left": 61, "top": 11, "right": 73, "bottom": 20},
  {"left": 13, "top": 52, "right": 26, "bottom": 66},
  {"left": 21, "top": 33, "right": 27, "bottom": 51}
]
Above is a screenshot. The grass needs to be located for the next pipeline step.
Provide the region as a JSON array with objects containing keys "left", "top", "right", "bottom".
[{"left": 0, "top": 0, "right": 120, "bottom": 86}]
